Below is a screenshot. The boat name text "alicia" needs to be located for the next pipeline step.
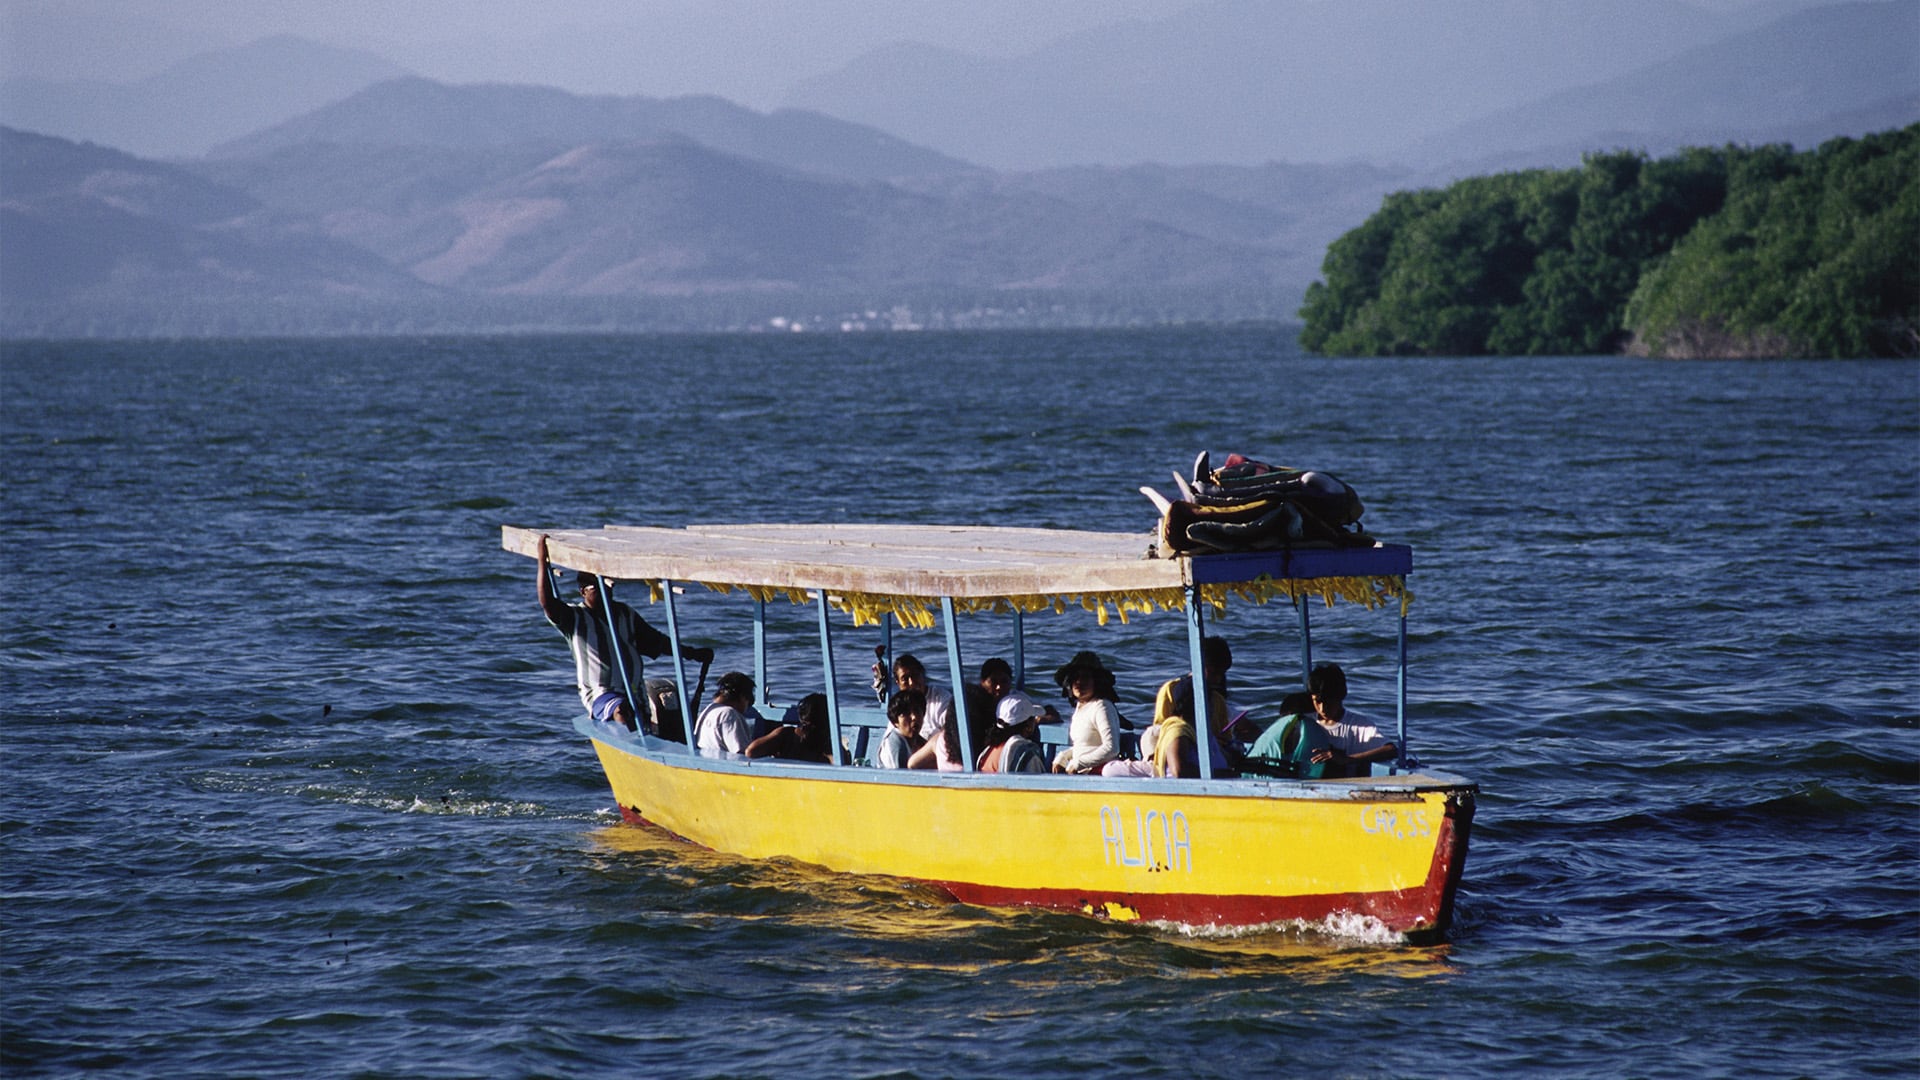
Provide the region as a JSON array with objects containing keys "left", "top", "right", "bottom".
[{"left": 1100, "top": 805, "right": 1192, "bottom": 873}]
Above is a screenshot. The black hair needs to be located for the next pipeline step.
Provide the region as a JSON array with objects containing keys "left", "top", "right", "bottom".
[
  {"left": 1201, "top": 636, "right": 1232, "bottom": 669},
  {"left": 1308, "top": 663, "right": 1347, "bottom": 703},
  {"left": 979, "top": 657, "right": 1013, "bottom": 683},
  {"left": 888, "top": 688, "right": 926, "bottom": 724},
  {"left": 795, "top": 692, "right": 828, "bottom": 728},
  {"left": 794, "top": 693, "right": 831, "bottom": 758},
  {"left": 892, "top": 653, "right": 927, "bottom": 679},
  {"left": 1053, "top": 651, "right": 1117, "bottom": 701},
  {"left": 1279, "top": 690, "right": 1315, "bottom": 717},
  {"left": 717, "top": 671, "right": 755, "bottom": 699}
]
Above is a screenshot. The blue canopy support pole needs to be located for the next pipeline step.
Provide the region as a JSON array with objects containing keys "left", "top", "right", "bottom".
[
  {"left": 753, "top": 596, "right": 769, "bottom": 706},
  {"left": 879, "top": 612, "right": 893, "bottom": 704},
  {"left": 660, "top": 579, "right": 695, "bottom": 746},
  {"left": 1296, "top": 595, "right": 1314, "bottom": 690},
  {"left": 593, "top": 574, "right": 640, "bottom": 729},
  {"left": 1397, "top": 603, "right": 1409, "bottom": 772},
  {"left": 1012, "top": 608, "right": 1026, "bottom": 689},
  {"left": 1186, "top": 585, "right": 1216, "bottom": 780},
  {"left": 941, "top": 597, "right": 975, "bottom": 771},
  {"left": 816, "top": 592, "right": 845, "bottom": 764}
]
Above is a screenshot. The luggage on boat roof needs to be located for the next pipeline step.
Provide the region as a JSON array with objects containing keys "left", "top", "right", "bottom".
[{"left": 1149, "top": 451, "right": 1374, "bottom": 556}]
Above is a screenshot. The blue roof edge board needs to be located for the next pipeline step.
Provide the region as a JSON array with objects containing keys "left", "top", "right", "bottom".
[{"left": 1185, "top": 544, "right": 1412, "bottom": 585}]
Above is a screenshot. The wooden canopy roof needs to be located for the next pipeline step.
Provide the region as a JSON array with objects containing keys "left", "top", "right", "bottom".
[
  {"left": 505, "top": 524, "right": 1411, "bottom": 626},
  {"left": 505, "top": 523, "right": 1178, "bottom": 597}
]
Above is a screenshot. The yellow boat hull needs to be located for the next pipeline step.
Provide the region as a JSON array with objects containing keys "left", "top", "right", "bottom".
[{"left": 584, "top": 719, "right": 1475, "bottom": 940}]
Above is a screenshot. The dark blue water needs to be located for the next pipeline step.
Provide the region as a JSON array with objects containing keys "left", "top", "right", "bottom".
[{"left": 4, "top": 328, "right": 1915, "bottom": 1078}]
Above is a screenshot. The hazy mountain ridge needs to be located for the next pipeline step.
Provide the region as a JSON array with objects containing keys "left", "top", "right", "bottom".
[
  {"left": 1413, "top": 0, "right": 1920, "bottom": 168},
  {"left": 0, "top": 127, "right": 431, "bottom": 306},
  {"left": 786, "top": 0, "right": 1737, "bottom": 168},
  {"left": 2, "top": 111, "right": 1303, "bottom": 331},
  {"left": 900, "top": 161, "right": 1416, "bottom": 298},
  {"left": 0, "top": 35, "right": 409, "bottom": 160},
  {"left": 208, "top": 77, "right": 981, "bottom": 183},
  {"left": 786, "top": 0, "right": 1913, "bottom": 171},
  {"left": 194, "top": 132, "right": 1291, "bottom": 296}
]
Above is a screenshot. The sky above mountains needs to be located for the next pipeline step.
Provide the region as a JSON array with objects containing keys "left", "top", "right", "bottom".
[
  {"left": 0, "top": 0, "right": 1187, "bottom": 108},
  {"left": 1, "top": 0, "right": 1835, "bottom": 107}
]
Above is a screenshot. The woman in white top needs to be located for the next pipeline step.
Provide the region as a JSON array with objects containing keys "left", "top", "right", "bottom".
[{"left": 1050, "top": 651, "right": 1121, "bottom": 774}]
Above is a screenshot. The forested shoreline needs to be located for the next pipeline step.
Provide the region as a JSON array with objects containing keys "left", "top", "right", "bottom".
[{"left": 1299, "top": 124, "right": 1918, "bottom": 358}]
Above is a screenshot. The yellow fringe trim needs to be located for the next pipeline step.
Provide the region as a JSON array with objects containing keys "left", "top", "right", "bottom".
[{"left": 629, "top": 574, "right": 1410, "bottom": 625}]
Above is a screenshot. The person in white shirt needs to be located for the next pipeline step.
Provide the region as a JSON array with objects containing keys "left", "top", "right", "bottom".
[
  {"left": 892, "top": 653, "right": 961, "bottom": 770},
  {"left": 1050, "top": 651, "right": 1122, "bottom": 775},
  {"left": 1306, "top": 662, "right": 1397, "bottom": 776},
  {"left": 694, "top": 671, "right": 757, "bottom": 756}
]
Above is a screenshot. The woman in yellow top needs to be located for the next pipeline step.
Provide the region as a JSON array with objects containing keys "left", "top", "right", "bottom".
[{"left": 1150, "top": 636, "right": 1235, "bottom": 778}]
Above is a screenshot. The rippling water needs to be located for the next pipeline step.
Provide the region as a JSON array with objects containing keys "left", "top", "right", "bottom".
[{"left": 3, "top": 329, "right": 1915, "bottom": 1078}]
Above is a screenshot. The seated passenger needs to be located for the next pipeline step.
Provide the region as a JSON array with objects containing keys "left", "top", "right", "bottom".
[
  {"left": 1050, "top": 651, "right": 1122, "bottom": 774},
  {"left": 892, "top": 654, "right": 961, "bottom": 770},
  {"left": 745, "top": 693, "right": 834, "bottom": 764},
  {"left": 979, "top": 657, "right": 1052, "bottom": 727},
  {"left": 877, "top": 689, "right": 926, "bottom": 769},
  {"left": 960, "top": 679, "right": 996, "bottom": 767},
  {"left": 1244, "top": 691, "right": 1327, "bottom": 777},
  {"left": 1150, "top": 636, "right": 1240, "bottom": 777},
  {"left": 976, "top": 707, "right": 1047, "bottom": 773},
  {"left": 693, "top": 672, "right": 756, "bottom": 756},
  {"left": 1306, "top": 663, "right": 1397, "bottom": 776}
]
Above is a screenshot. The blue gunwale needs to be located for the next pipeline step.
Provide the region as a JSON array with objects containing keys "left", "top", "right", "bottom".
[{"left": 577, "top": 714, "right": 1475, "bottom": 798}]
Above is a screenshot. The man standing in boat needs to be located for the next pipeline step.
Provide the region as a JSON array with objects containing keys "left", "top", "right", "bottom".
[{"left": 537, "top": 534, "right": 713, "bottom": 732}]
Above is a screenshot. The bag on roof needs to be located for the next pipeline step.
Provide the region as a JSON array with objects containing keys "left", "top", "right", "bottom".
[
  {"left": 1193, "top": 453, "right": 1364, "bottom": 526},
  {"left": 1150, "top": 451, "right": 1371, "bottom": 555}
]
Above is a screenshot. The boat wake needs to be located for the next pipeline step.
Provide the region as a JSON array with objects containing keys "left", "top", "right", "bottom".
[{"left": 1148, "top": 910, "right": 1406, "bottom": 946}]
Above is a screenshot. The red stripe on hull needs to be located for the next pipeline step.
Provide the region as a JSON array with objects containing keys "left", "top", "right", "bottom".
[{"left": 619, "top": 792, "right": 1475, "bottom": 941}]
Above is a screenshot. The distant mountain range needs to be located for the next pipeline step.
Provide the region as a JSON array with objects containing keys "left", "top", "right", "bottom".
[
  {"left": 788, "top": 0, "right": 1917, "bottom": 171},
  {"left": 0, "top": 35, "right": 408, "bottom": 161},
  {"left": 5, "top": 0, "right": 1907, "bottom": 173},
  {"left": 1410, "top": 0, "right": 1920, "bottom": 172},
  {"left": 2, "top": 79, "right": 1340, "bottom": 333},
  {"left": 0, "top": 127, "right": 429, "bottom": 308},
  {"left": 2, "top": 0, "right": 1914, "bottom": 336},
  {"left": 208, "top": 76, "right": 981, "bottom": 184},
  {"left": 193, "top": 128, "right": 1289, "bottom": 297}
]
